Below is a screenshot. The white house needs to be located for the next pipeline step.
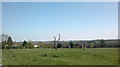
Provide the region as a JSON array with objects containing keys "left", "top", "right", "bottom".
[{"left": 34, "top": 44, "right": 38, "bottom": 48}]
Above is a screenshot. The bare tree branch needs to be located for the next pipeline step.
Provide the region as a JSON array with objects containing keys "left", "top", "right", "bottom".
[
  {"left": 53, "top": 34, "right": 61, "bottom": 50},
  {"left": 53, "top": 36, "right": 57, "bottom": 50},
  {"left": 57, "top": 34, "right": 60, "bottom": 42}
]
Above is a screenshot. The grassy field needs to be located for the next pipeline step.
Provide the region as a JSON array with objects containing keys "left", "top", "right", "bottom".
[
  {"left": 0, "top": 49, "right": 2, "bottom": 64},
  {"left": 2, "top": 48, "right": 118, "bottom": 65}
]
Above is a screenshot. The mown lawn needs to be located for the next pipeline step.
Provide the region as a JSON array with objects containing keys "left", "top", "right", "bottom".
[
  {"left": 2, "top": 48, "right": 118, "bottom": 65},
  {"left": 0, "top": 49, "right": 2, "bottom": 64}
]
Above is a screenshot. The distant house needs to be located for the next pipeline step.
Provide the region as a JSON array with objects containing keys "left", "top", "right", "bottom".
[
  {"left": 13, "top": 44, "right": 18, "bottom": 47},
  {"left": 34, "top": 44, "right": 38, "bottom": 48}
]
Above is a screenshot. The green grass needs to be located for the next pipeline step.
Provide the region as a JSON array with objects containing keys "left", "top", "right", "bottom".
[
  {"left": 2, "top": 48, "right": 118, "bottom": 65},
  {"left": 0, "top": 49, "right": 2, "bottom": 64}
]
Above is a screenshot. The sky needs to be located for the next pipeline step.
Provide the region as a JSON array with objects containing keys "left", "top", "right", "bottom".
[{"left": 2, "top": 2, "right": 118, "bottom": 42}]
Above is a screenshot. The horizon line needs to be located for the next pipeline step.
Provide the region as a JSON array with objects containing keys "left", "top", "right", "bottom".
[{"left": 12, "top": 38, "right": 118, "bottom": 42}]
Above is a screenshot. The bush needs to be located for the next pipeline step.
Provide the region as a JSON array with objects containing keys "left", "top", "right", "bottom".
[
  {"left": 90, "top": 43, "right": 94, "bottom": 48},
  {"left": 69, "top": 41, "right": 74, "bottom": 48},
  {"left": 5, "top": 45, "right": 13, "bottom": 49},
  {"left": 43, "top": 46, "right": 48, "bottom": 48},
  {"left": 28, "top": 44, "right": 34, "bottom": 49},
  {"left": 57, "top": 43, "right": 62, "bottom": 48},
  {"left": 14, "top": 45, "right": 23, "bottom": 49}
]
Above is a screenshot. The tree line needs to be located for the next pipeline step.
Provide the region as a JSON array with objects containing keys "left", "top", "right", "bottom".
[{"left": 0, "top": 34, "right": 119, "bottom": 49}]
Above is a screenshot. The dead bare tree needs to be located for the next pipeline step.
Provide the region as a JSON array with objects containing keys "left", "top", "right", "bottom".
[
  {"left": 53, "top": 34, "right": 60, "bottom": 50},
  {"left": 57, "top": 34, "right": 60, "bottom": 44},
  {"left": 53, "top": 36, "right": 57, "bottom": 50}
]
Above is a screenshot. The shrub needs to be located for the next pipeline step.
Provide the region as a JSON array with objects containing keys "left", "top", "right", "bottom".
[
  {"left": 57, "top": 43, "right": 62, "bottom": 48},
  {"left": 69, "top": 41, "right": 74, "bottom": 48},
  {"left": 5, "top": 45, "right": 13, "bottom": 49},
  {"left": 28, "top": 43, "right": 34, "bottom": 49}
]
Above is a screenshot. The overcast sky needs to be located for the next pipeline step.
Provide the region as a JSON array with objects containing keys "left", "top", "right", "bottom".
[{"left": 2, "top": 2, "right": 118, "bottom": 42}]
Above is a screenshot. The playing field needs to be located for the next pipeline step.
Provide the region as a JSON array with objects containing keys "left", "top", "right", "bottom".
[{"left": 2, "top": 48, "right": 118, "bottom": 65}]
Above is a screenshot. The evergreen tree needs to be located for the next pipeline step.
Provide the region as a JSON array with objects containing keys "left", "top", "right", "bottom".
[
  {"left": 6, "top": 36, "right": 13, "bottom": 49},
  {"left": 22, "top": 40, "right": 27, "bottom": 48},
  {"left": 57, "top": 43, "right": 62, "bottom": 48},
  {"left": 100, "top": 39, "right": 106, "bottom": 48},
  {"left": 69, "top": 41, "right": 74, "bottom": 48},
  {"left": 7, "top": 36, "right": 13, "bottom": 46}
]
